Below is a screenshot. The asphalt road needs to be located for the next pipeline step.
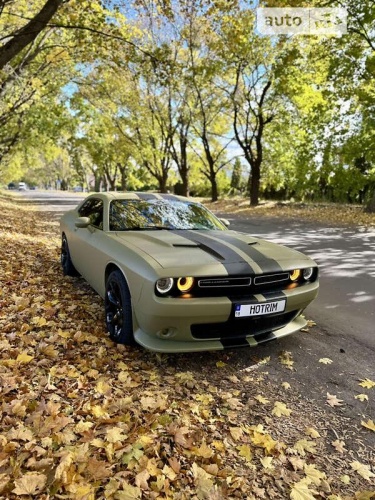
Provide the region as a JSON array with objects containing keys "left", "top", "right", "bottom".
[{"left": 13, "top": 190, "right": 375, "bottom": 426}]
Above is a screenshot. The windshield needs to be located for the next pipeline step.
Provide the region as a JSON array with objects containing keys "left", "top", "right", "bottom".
[{"left": 109, "top": 199, "right": 226, "bottom": 231}]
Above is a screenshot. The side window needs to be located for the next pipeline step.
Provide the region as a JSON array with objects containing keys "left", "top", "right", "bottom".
[{"left": 78, "top": 199, "right": 104, "bottom": 229}]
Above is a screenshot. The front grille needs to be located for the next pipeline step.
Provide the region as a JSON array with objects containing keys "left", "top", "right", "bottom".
[
  {"left": 254, "top": 273, "right": 290, "bottom": 285},
  {"left": 198, "top": 277, "right": 251, "bottom": 288},
  {"left": 191, "top": 311, "right": 297, "bottom": 340}
]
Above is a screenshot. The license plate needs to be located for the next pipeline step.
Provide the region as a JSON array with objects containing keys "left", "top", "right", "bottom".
[{"left": 235, "top": 299, "right": 286, "bottom": 318}]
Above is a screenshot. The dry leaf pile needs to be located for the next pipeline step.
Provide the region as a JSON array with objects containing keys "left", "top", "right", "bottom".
[
  {"left": 204, "top": 199, "right": 375, "bottom": 228},
  {"left": 0, "top": 198, "right": 374, "bottom": 499}
]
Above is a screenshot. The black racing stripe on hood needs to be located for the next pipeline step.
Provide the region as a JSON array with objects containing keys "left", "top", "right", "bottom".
[
  {"left": 177, "top": 230, "right": 255, "bottom": 275},
  {"left": 217, "top": 232, "right": 283, "bottom": 273},
  {"left": 136, "top": 193, "right": 159, "bottom": 200},
  {"left": 158, "top": 194, "right": 184, "bottom": 202}
]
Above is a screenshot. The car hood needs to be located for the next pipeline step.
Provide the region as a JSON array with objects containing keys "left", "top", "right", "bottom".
[{"left": 113, "top": 230, "right": 315, "bottom": 274}]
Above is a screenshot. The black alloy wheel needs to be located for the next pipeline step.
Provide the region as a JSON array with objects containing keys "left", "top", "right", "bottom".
[{"left": 105, "top": 270, "right": 135, "bottom": 345}]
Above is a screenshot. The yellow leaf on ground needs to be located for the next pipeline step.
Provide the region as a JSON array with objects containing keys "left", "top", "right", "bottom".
[
  {"left": 13, "top": 473, "right": 47, "bottom": 496},
  {"left": 237, "top": 444, "right": 252, "bottom": 462},
  {"left": 272, "top": 401, "right": 292, "bottom": 417},
  {"left": 106, "top": 427, "right": 127, "bottom": 443},
  {"left": 355, "top": 394, "right": 369, "bottom": 402},
  {"left": 361, "top": 420, "right": 375, "bottom": 432},
  {"left": 294, "top": 439, "right": 317, "bottom": 456},
  {"left": 319, "top": 358, "right": 333, "bottom": 364},
  {"left": 355, "top": 491, "right": 375, "bottom": 500},
  {"left": 193, "top": 442, "right": 214, "bottom": 459},
  {"left": 290, "top": 478, "right": 317, "bottom": 500},
  {"left": 255, "top": 394, "right": 270, "bottom": 404},
  {"left": 340, "top": 475, "right": 350, "bottom": 484},
  {"left": 282, "top": 382, "right": 291, "bottom": 389},
  {"left": 304, "top": 464, "right": 326, "bottom": 486},
  {"left": 359, "top": 379, "right": 375, "bottom": 389},
  {"left": 115, "top": 483, "right": 142, "bottom": 499},
  {"left": 350, "top": 461, "right": 375, "bottom": 481},
  {"left": 16, "top": 352, "right": 34, "bottom": 364},
  {"left": 191, "top": 463, "right": 214, "bottom": 500},
  {"left": 260, "top": 457, "right": 274, "bottom": 469},
  {"left": 216, "top": 361, "right": 226, "bottom": 368},
  {"left": 305, "top": 427, "right": 320, "bottom": 439}
]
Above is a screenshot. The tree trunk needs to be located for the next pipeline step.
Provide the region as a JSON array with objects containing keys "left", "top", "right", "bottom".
[
  {"left": 249, "top": 161, "right": 261, "bottom": 206},
  {"left": 0, "top": 0, "right": 65, "bottom": 70},
  {"left": 365, "top": 192, "right": 375, "bottom": 213},
  {"left": 210, "top": 175, "right": 218, "bottom": 202}
]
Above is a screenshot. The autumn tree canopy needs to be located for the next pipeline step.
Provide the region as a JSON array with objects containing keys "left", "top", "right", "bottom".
[{"left": 0, "top": 0, "right": 374, "bottom": 208}]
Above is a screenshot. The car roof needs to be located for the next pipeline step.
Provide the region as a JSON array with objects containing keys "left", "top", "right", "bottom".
[{"left": 84, "top": 192, "right": 192, "bottom": 203}]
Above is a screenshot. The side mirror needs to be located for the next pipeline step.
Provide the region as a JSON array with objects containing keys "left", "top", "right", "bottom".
[
  {"left": 219, "top": 218, "right": 230, "bottom": 227},
  {"left": 75, "top": 216, "right": 91, "bottom": 228}
]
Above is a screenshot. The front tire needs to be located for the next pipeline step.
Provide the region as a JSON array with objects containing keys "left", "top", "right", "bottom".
[
  {"left": 105, "top": 270, "right": 135, "bottom": 345},
  {"left": 61, "top": 235, "right": 79, "bottom": 276}
]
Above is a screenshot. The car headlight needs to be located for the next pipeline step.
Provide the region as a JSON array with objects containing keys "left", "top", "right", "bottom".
[
  {"left": 177, "top": 277, "right": 195, "bottom": 293},
  {"left": 156, "top": 278, "right": 174, "bottom": 294},
  {"left": 290, "top": 270, "right": 301, "bottom": 282},
  {"left": 302, "top": 267, "right": 314, "bottom": 281}
]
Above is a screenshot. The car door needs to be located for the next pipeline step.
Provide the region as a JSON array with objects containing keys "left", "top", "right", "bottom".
[{"left": 72, "top": 198, "right": 109, "bottom": 296}]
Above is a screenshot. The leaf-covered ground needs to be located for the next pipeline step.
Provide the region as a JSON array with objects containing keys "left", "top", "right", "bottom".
[
  {"left": 0, "top": 197, "right": 374, "bottom": 499},
  {"left": 204, "top": 199, "right": 375, "bottom": 228}
]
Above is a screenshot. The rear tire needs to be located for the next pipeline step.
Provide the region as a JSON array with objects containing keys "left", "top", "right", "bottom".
[
  {"left": 61, "top": 235, "right": 79, "bottom": 276},
  {"left": 105, "top": 270, "right": 135, "bottom": 345}
]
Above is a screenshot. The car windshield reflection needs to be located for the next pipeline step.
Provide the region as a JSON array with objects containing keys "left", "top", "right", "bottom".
[{"left": 109, "top": 199, "right": 226, "bottom": 231}]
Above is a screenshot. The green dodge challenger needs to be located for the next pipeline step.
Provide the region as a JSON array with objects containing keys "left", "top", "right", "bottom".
[{"left": 60, "top": 192, "right": 319, "bottom": 352}]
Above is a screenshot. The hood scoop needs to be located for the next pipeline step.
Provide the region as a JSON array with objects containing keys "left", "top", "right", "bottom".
[{"left": 173, "top": 240, "right": 225, "bottom": 261}]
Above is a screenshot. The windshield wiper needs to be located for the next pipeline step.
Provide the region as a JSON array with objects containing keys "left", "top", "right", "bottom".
[{"left": 122, "top": 225, "right": 174, "bottom": 231}]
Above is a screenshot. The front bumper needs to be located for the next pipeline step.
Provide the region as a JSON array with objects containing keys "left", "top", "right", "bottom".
[{"left": 132, "top": 280, "right": 318, "bottom": 352}]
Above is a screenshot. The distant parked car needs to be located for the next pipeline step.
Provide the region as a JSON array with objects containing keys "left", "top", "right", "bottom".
[
  {"left": 8, "top": 182, "right": 16, "bottom": 190},
  {"left": 18, "top": 182, "right": 27, "bottom": 191}
]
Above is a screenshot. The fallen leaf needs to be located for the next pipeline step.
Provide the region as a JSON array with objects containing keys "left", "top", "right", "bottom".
[
  {"left": 304, "top": 464, "right": 326, "bottom": 486},
  {"left": 254, "top": 394, "right": 270, "bottom": 404},
  {"left": 290, "top": 478, "right": 317, "bottom": 500},
  {"left": 237, "top": 444, "right": 252, "bottom": 462},
  {"left": 282, "top": 382, "right": 291, "bottom": 389},
  {"left": 216, "top": 361, "right": 226, "bottom": 368},
  {"left": 191, "top": 463, "right": 214, "bottom": 499},
  {"left": 16, "top": 352, "right": 34, "bottom": 364},
  {"left": 361, "top": 419, "right": 375, "bottom": 432},
  {"left": 279, "top": 350, "right": 294, "bottom": 370},
  {"left": 350, "top": 461, "right": 375, "bottom": 481},
  {"left": 340, "top": 475, "right": 350, "bottom": 484},
  {"left": 272, "top": 401, "right": 292, "bottom": 417},
  {"left": 355, "top": 492, "right": 375, "bottom": 500},
  {"left": 319, "top": 358, "right": 333, "bottom": 364},
  {"left": 305, "top": 427, "right": 320, "bottom": 439},
  {"left": 326, "top": 393, "right": 344, "bottom": 407},
  {"left": 294, "top": 439, "right": 317, "bottom": 456},
  {"left": 355, "top": 394, "right": 369, "bottom": 402},
  {"left": 260, "top": 457, "right": 273, "bottom": 469},
  {"left": 332, "top": 440, "right": 346, "bottom": 454},
  {"left": 358, "top": 379, "right": 375, "bottom": 389},
  {"left": 13, "top": 473, "right": 47, "bottom": 495}
]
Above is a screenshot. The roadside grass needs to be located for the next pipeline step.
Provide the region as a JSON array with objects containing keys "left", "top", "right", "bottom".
[{"left": 0, "top": 197, "right": 374, "bottom": 499}]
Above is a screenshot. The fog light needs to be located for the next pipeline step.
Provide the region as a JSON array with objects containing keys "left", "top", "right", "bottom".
[
  {"left": 177, "top": 277, "right": 194, "bottom": 293},
  {"left": 290, "top": 270, "right": 301, "bottom": 282},
  {"left": 156, "top": 278, "right": 173, "bottom": 294},
  {"left": 157, "top": 328, "right": 176, "bottom": 339},
  {"left": 303, "top": 267, "right": 314, "bottom": 280}
]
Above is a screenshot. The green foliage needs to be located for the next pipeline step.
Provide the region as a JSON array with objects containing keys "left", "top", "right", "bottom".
[{"left": 0, "top": 0, "right": 374, "bottom": 207}]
